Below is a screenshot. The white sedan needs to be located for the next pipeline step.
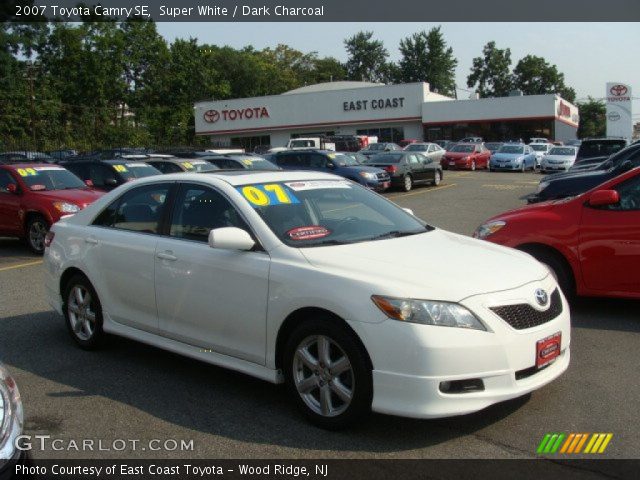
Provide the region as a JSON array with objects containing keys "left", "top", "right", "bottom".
[
  {"left": 540, "top": 146, "right": 578, "bottom": 173},
  {"left": 43, "top": 171, "right": 570, "bottom": 429}
]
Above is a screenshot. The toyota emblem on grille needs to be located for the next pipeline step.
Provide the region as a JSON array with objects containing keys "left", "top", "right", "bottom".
[{"left": 534, "top": 289, "right": 549, "bottom": 306}]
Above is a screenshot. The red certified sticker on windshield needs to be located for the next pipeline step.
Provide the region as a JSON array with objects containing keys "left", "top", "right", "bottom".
[{"left": 286, "top": 226, "right": 331, "bottom": 241}]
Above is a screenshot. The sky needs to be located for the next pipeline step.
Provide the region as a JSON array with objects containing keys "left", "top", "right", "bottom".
[{"left": 157, "top": 22, "right": 640, "bottom": 118}]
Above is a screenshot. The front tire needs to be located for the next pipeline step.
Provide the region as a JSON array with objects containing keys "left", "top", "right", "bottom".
[
  {"left": 283, "top": 318, "right": 372, "bottom": 430},
  {"left": 63, "top": 274, "right": 105, "bottom": 349},
  {"left": 25, "top": 214, "right": 49, "bottom": 254},
  {"left": 433, "top": 170, "right": 442, "bottom": 186},
  {"left": 471, "top": 160, "right": 476, "bottom": 171}
]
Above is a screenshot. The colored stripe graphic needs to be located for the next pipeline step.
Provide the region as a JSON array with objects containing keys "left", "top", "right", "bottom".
[{"left": 538, "top": 433, "right": 612, "bottom": 454}]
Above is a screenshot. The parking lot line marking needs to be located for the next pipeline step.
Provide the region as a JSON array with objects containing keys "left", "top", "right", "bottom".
[
  {"left": 388, "top": 183, "right": 456, "bottom": 199},
  {"left": 0, "top": 260, "right": 43, "bottom": 272}
]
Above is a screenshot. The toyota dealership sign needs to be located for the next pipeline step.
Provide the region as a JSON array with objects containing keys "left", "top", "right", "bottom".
[{"left": 606, "top": 82, "right": 632, "bottom": 140}]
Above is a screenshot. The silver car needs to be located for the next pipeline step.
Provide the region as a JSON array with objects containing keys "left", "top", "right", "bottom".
[
  {"left": 540, "top": 146, "right": 578, "bottom": 173},
  {"left": 403, "top": 142, "right": 445, "bottom": 163}
]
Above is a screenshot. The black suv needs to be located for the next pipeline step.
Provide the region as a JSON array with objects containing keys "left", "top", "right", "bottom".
[
  {"left": 60, "top": 158, "right": 161, "bottom": 191},
  {"left": 273, "top": 150, "right": 391, "bottom": 191},
  {"left": 571, "top": 138, "right": 628, "bottom": 171}
]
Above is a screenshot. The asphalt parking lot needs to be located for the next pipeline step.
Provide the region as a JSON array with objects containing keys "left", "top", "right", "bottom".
[{"left": 1, "top": 170, "right": 638, "bottom": 459}]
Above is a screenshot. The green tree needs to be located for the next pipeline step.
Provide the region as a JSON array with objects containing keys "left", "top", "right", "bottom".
[
  {"left": 512, "top": 55, "right": 576, "bottom": 102},
  {"left": 576, "top": 97, "right": 606, "bottom": 138},
  {"left": 310, "top": 57, "right": 347, "bottom": 83},
  {"left": 344, "top": 31, "right": 389, "bottom": 83},
  {"left": 398, "top": 27, "right": 457, "bottom": 96},
  {"left": 467, "top": 41, "right": 513, "bottom": 97}
]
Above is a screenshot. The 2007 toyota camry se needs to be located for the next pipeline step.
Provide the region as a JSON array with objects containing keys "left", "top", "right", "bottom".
[{"left": 43, "top": 171, "right": 570, "bottom": 429}]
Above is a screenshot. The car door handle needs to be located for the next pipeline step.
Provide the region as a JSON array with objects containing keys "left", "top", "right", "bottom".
[
  {"left": 85, "top": 237, "right": 98, "bottom": 245},
  {"left": 156, "top": 251, "right": 177, "bottom": 261}
]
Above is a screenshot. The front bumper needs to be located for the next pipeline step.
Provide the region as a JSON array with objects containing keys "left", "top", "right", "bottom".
[
  {"left": 359, "top": 276, "right": 571, "bottom": 418},
  {"left": 491, "top": 163, "right": 520, "bottom": 170}
]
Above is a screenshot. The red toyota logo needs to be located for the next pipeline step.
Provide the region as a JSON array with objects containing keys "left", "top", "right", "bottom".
[
  {"left": 204, "top": 110, "right": 220, "bottom": 123},
  {"left": 609, "top": 84, "right": 628, "bottom": 97}
]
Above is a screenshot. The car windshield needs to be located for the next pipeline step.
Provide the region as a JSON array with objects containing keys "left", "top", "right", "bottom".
[
  {"left": 365, "top": 153, "right": 403, "bottom": 164},
  {"left": 498, "top": 145, "right": 524, "bottom": 154},
  {"left": 367, "top": 144, "right": 386, "bottom": 151},
  {"left": 237, "top": 157, "right": 280, "bottom": 170},
  {"left": 237, "top": 180, "right": 429, "bottom": 247},
  {"left": 16, "top": 166, "right": 86, "bottom": 191},
  {"left": 450, "top": 145, "right": 474, "bottom": 153},
  {"left": 531, "top": 144, "right": 549, "bottom": 151},
  {"left": 549, "top": 147, "right": 576, "bottom": 156},
  {"left": 113, "top": 162, "right": 161, "bottom": 179},
  {"left": 333, "top": 154, "right": 360, "bottom": 166},
  {"left": 178, "top": 160, "right": 218, "bottom": 172},
  {"left": 404, "top": 144, "right": 428, "bottom": 151}
]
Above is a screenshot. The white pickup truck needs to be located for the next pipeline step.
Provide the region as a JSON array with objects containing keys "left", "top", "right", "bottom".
[{"left": 286, "top": 137, "right": 336, "bottom": 151}]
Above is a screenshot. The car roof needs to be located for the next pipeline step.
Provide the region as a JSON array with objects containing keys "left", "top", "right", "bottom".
[
  {"left": 134, "top": 170, "right": 340, "bottom": 187},
  {"left": 1, "top": 162, "right": 66, "bottom": 169}
]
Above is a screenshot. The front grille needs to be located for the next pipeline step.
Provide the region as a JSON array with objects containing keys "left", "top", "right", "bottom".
[{"left": 490, "top": 289, "right": 562, "bottom": 330}]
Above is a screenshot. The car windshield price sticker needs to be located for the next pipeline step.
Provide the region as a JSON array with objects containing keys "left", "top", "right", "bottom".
[
  {"left": 181, "top": 162, "right": 194, "bottom": 169},
  {"left": 238, "top": 183, "right": 300, "bottom": 207},
  {"left": 113, "top": 165, "right": 128, "bottom": 172},
  {"left": 285, "top": 180, "right": 352, "bottom": 191},
  {"left": 287, "top": 226, "right": 332, "bottom": 241},
  {"left": 16, "top": 168, "right": 37, "bottom": 176}
]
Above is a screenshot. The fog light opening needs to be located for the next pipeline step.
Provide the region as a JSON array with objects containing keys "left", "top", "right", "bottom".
[{"left": 439, "top": 378, "right": 485, "bottom": 394}]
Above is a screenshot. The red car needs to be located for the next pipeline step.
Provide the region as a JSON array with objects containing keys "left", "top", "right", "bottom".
[
  {"left": 474, "top": 167, "right": 640, "bottom": 299},
  {"left": 442, "top": 143, "right": 491, "bottom": 170},
  {"left": 0, "top": 163, "right": 104, "bottom": 254}
]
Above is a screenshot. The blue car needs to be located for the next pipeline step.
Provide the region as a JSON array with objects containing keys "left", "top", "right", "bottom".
[
  {"left": 489, "top": 144, "right": 537, "bottom": 172},
  {"left": 272, "top": 149, "right": 391, "bottom": 191}
]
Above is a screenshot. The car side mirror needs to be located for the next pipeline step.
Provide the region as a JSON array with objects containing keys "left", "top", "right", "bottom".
[
  {"left": 6, "top": 183, "right": 18, "bottom": 194},
  {"left": 326, "top": 162, "right": 335, "bottom": 169},
  {"left": 208, "top": 227, "right": 255, "bottom": 251},
  {"left": 588, "top": 189, "right": 620, "bottom": 207},
  {"left": 105, "top": 178, "right": 118, "bottom": 186},
  {"left": 85, "top": 179, "right": 94, "bottom": 187}
]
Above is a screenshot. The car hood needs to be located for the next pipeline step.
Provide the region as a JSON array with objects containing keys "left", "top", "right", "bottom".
[
  {"left": 541, "top": 167, "right": 608, "bottom": 183},
  {"left": 300, "top": 229, "right": 547, "bottom": 302},
  {"left": 34, "top": 189, "right": 104, "bottom": 207},
  {"left": 491, "top": 153, "right": 523, "bottom": 161}
]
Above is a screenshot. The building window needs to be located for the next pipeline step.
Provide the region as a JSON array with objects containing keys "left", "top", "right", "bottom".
[
  {"left": 230, "top": 135, "right": 271, "bottom": 152},
  {"left": 356, "top": 127, "right": 404, "bottom": 143},
  {"left": 423, "top": 119, "right": 556, "bottom": 143}
]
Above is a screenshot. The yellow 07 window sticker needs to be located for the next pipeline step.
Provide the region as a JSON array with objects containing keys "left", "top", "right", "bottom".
[
  {"left": 237, "top": 183, "right": 300, "bottom": 207},
  {"left": 181, "top": 162, "right": 194, "bottom": 169},
  {"left": 17, "top": 168, "right": 37, "bottom": 177},
  {"left": 113, "top": 165, "right": 128, "bottom": 173}
]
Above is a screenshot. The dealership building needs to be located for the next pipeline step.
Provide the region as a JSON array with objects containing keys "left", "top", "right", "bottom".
[{"left": 194, "top": 81, "right": 579, "bottom": 150}]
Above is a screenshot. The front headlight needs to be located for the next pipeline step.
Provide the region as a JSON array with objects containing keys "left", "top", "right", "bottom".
[
  {"left": 358, "top": 172, "right": 377, "bottom": 180},
  {"left": 0, "top": 364, "right": 23, "bottom": 462},
  {"left": 537, "top": 181, "right": 550, "bottom": 193},
  {"left": 473, "top": 220, "right": 506, "bottom": 239},
  {"left": 371, "top": 296, "right": 487, "bottom": 330},
  {"left": 53, "top": 202, "right": 80, "bottom": 213}
]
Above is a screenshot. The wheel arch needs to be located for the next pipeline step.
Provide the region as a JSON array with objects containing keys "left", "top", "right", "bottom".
[
  {"left": 516, "top": 242, "right": 578, "bottom": 292},
  {"left": 59, "top": 266, "right": 92, "bottom": 299},
  {"left": 274, "top": 307, "right": 373, "bottom": 372},
  {"left": 23, "top": 209, "right": 52, "bottom": 235}
]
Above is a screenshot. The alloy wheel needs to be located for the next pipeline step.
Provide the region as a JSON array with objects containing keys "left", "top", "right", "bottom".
[
  {"left": 67, "top": 285, "right": 96, "bottom": 341},
  {"left": 29, "top": 221, "right": 47, "bottom": 252},
  {"left": 292, "top": 335, "right": 354, "bottom": 418}
]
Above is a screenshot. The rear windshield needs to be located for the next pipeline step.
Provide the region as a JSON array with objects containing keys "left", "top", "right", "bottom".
[
  {"left": 404, "top": 144, "right": 429, "bottom": 151},
  {"left": 365, "top": 154, "right": 402, "bottom": 164},
  {"left": 450, "top": 145, "right": 475, "bottom": 153},
  {"left": 578, "top": 141, "right": 626, "bottom": 158},
  {"left": 179, "top": 160, "right": 218, "bottom": 172},
  {"left": 15, "top": 166, "right": 86, "bottom": 191},
  {"left": 333, "top": 154, "right": 360, "bottom": 166},
  {"left": 531, "top": 144, "right": 550, "bottom": 151}
]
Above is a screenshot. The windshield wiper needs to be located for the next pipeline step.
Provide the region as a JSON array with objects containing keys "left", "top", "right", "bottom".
[{"left": 368, "top": 230, "right": 425, "bottom": 241}]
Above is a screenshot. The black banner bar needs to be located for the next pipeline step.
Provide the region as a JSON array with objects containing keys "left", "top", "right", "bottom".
[{"left": 4, "top": 0, "right": 640, "bottom": 22}]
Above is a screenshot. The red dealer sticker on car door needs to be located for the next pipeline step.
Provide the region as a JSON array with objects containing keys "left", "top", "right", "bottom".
[
  {"left": 536, "top": 332, "right": 561, "bottom": 369},
  {"left": 286, "top": 226, "right": 331, "bottom": 241}
]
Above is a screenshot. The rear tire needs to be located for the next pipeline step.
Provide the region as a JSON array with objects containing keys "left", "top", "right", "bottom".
[
  {"left": 402, "top": 174, "right": 413, "bottom": 192},
  {"left": 63, "top": 274, "right": 105, "bottom": 349},
  {"left": 283, "top": 318, "right": 372, "bottom": 430},
  {"left": 433, "top": 170, "right": 442, "bottom": 186},
  {"left": 25, "top": 214, "right": 49, "bottom": 255},
  {"left": 471, "top": 160, "right": 476, "bottom": 171}
]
